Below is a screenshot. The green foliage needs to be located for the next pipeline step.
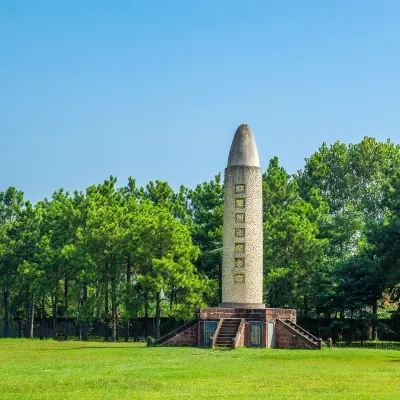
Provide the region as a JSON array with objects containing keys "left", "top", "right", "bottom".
[
  {"left": 263, "top": 157, "right": 328, "bottom": 313},
  {"left": 187, "top": 174, "right": 223, "bottom": 305},
  {"left": 322, "top": 257, "right": 384, "bottom": 315},
  {"left": 1, "top": 136, "right": 400, "bottom": 341}
]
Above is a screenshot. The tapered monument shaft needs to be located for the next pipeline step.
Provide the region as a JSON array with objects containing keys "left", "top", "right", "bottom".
[{"left": 221, "top": 124, "right": 264, "bottom": 308}]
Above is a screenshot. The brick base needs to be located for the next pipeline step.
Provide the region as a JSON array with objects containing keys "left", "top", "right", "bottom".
[
  {"left": 158, "top": 307, "right": 320, "bottom": 349},
  {"left": 162, "top": 323, "right": 198, "bottom": 346},
  {"left": 197, "top": 307, "right": 296, "bottom": 323}
]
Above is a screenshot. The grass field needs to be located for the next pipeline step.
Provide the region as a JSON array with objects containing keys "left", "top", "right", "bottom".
[{"left": 0, "top": 340, "right": 399, "bottom": 399}]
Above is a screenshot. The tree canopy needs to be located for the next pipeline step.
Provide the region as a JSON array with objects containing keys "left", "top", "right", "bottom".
[{"left": 1, "top": 136, "right": 400, "bottom": 341}]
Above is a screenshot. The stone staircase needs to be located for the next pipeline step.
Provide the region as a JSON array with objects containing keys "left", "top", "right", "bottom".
[
  {"left": 215, "top": 319, "right": 241, "bottom": 348},
  {"left": 155, "top": 319, "right": 198, "bottom": 346},
  {"left": 277, "top": 319, "right": 321, "bottom": 349}
]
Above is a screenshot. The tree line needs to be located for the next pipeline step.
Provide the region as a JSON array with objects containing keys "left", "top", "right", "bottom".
[{"left": 1, "top": 136, "right": 400, "bottom": 341}]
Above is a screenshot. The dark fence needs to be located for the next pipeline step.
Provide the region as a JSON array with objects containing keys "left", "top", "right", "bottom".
[
  {"left": 297, "top": 316, "right": 400, "bottom": 342},
  {"left": 334, "top": 341, "right": 400, "bottom": 350},
  {"left": 0, "top": 317, "right": 183, "bottom": 340},
  {"left": 2, "top": 315, "right": 400, "bottom": 343}
]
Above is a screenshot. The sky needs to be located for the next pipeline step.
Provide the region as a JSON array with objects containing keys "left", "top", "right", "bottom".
[{"left": 1, "top": 1, "right": 400, "bottom": 203}]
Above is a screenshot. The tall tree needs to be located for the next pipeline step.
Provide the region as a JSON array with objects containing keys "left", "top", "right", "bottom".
[
  {"left": 136, "top": 201, "right": 201, "bottom": 338},
  {"left": 187, "top": 174, "right": 223, "bottom": 305},
  {"left": 296, "top": 137, "right": 400, "bottom": 259},
  {"left": 263, "top": 157, "right": 328, "bottom": 313},
  {"left": 77, "top": 177, "right": 131, "bottom": 341},
  {"left": 0, "top": 188, "right": 24, "bottom": 337}
]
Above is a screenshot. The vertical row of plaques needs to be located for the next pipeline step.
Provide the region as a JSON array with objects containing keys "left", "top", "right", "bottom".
[
  {"left": 249, "top": 321, "right": 262, "bottom": 347},
  {"left": 204, "top": 321, "right": 218, "bottom": 348},
  {"left": 234, "top": 184, "right": 245, "bottom": 283}
]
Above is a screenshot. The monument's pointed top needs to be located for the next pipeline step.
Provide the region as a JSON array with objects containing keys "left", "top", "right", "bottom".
[{"left": 227, "top": 124, "right": 260, "bottom": 167}]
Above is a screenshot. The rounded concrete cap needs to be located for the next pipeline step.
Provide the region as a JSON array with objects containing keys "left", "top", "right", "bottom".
[{"left": 227, "top": 124, "right": 260, "bottom": 167}]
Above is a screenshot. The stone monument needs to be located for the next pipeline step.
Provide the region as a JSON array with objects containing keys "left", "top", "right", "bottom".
[
  {"left": 221, "top": 124, "right": 264, "bottom": 308},
  {"left": 156, "top": 124, "right": 321, "bottom": 349}
]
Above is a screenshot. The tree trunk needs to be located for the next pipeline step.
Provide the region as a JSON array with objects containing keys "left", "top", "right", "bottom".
[
  {"left": 3, "top": 287, "right": 9, "bottom": 338},
  {"left": 40, "top": 296, "right": 45, "bottom": 340},
  {"left": 96, "top": 283, "right": 102, "bottom": 319},
  {"left": 372, "top": 301, "right": 378, "bottom": 341},
  {"left": 135, "top": 291, "right": 140, "bottom": 318},
  {"left": 360, "top": 308, "right": 364, "bottom": 346},
  {"left": 144, "top": 292, "right": 149, "bottom": 338},
  {"left": 155, "top": 290, "right": 162, "bottom": 339},
  {"left": 111, "top": 276, "right": 117, "bottom": 342},
  {"left": 17, "top": 318, "right": 22, "bottom": 338},
  {"left": 125, "top": 256, "right": 131, "bottom": 342},
  {"left": 29, "top": 297, "right": 35, "bottom": 338},
  {"left": 52, "top": 291, "right": 58, "bottom": 337},
  {"left": 24, "top": 290, "right": 31, "bottom": 338},
  {"left": 81, "top": 284, "right": 88, "bottom": 341},
  {"left": 104, "top": 281, "right": 109, "bottom": 342},
  {"left": 64, "top": 278, "right": 69, "bottom": 337}
]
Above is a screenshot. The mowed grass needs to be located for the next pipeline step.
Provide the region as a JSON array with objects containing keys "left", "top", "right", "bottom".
[{"left": 0, "top": 340, "right": 399, "bottom": 400}]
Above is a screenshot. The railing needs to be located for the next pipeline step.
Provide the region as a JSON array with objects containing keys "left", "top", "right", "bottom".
[
  {"left": 210, "top": 319, "right": 224, "bottom": 348},
  {"left": 232, "top": 319, "right": 245, "bottom": 349},
  {"left": 155, "top": 319, "right": 198, "bottom": 345},
  {"left": 285, "top": 319, "right": 320, "bottom": 343},
  {"left": 277, "top": 319, "right": 320, "bottom": 349}
]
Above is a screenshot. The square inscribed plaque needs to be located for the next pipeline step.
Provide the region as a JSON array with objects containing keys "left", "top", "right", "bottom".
[
  {"left": 235, "top": 258, "right": 245, "bottom": 268},
  {"left": 235, "top": 243, "right": 245, "bottom": 253},
  {"left": 235, "top": 228, "right": 245, "bottom": 237},
  {"left": 235, "top": 213, "right": 245, "bottom": 223},
  {"left": 236, "top": 198, "right": 245, "bottom": 208},
  {"left": 235, "top": 184, "right": 245, "bottom": 194},
  {"left": 234, "top": 274, "right": 245, "bottom": 283}
]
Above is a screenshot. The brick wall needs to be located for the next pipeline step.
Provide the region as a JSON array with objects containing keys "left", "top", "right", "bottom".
[
  {"left": 198, "top": 307, "right": 296, "bottom": 323},
  {"left": 266, "top": 308, "right": 296, "bottom": 323},
  {"left": 163, "top": 323, "right": 198, "bottom": 346},
  {"left": 276, "top": 321, "right": 316, "bottom": 349}
]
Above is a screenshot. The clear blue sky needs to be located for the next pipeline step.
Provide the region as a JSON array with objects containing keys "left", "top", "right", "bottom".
[{"left": 1, "top": 1, "right": 400, "bottom": 203}]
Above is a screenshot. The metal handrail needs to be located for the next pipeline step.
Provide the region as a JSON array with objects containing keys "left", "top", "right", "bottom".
[
  {"left": 155, "top": 319, "right": 197, "bottom": 345},
  {"left": 277, "top": 319, "right": 319, "bottom": 348},
  {"left": 284, "top": 319, "right": 319, "bottom": 343}
]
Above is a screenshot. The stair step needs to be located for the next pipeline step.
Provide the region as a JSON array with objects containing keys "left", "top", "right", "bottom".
[
  {"left": 215, "top": 319, "right": 240, "bottom": 349},
  {"left": 283, "top": 320, "right": 318, "bottom": 345}
]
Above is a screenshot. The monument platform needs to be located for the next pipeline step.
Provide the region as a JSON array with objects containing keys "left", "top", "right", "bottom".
[{"left": 155, "top": 307, "right": 321, "bottom": 349}]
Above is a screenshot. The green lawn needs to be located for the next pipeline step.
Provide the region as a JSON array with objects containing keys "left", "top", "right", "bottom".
[{"left": 0, "top": 340, "right": 399, "bottom": 399}]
